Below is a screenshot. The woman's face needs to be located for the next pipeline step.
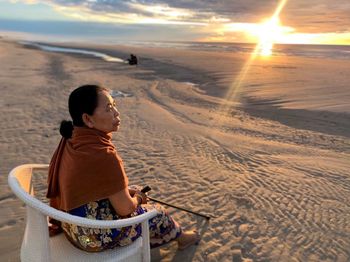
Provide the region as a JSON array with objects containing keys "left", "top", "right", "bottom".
[{"left": 87, "top": 90, "right": 121, "bottom": 133}]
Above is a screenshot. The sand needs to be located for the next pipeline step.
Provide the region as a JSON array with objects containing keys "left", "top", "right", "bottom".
[{"left": 0, "top": 38, "right": 349, "bottom": 262}]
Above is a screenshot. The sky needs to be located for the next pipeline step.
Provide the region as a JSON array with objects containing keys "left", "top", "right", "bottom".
[{"left": 0, "top": 0, "right": 350, "bottom": 45}]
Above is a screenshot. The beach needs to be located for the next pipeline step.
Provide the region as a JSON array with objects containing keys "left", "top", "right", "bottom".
[{"left": 0, "top": 38, "right": 349, "bottom": 261}]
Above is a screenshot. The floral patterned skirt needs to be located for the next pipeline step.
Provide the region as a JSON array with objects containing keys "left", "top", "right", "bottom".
[{"left": 62, "top": 199, "right": 182, "bottom": 252}]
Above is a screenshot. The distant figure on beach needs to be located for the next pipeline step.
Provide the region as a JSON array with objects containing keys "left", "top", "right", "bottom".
[
  {"left": 46, "top": 85, "right": 199, "bottom": 252},
  {"left": 127, "top": 53, "right": 138, "bottom": 65}
]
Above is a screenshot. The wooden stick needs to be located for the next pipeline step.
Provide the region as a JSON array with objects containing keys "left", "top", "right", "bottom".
[{"left": 147, "top": 196, "right": 212, "bottom": 220}]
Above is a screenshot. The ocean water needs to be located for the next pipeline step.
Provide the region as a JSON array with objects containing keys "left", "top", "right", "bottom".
[
  {"left": 123, "top": 41, "right": 350, "bottom": 60},
  {"left": 19, "top": 40, "right": 350, "bottom": 62},
  {"left": 19, "top": 41, "right": 126, "bottom": 63}
]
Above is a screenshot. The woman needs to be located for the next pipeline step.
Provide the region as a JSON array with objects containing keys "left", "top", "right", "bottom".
[{"left": 46, "top": 84, "right": 200, "bottom": 252}]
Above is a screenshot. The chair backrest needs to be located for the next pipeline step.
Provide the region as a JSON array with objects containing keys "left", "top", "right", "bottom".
[{"left": 8, "top": 164, "right": 158, "bottom": 261}]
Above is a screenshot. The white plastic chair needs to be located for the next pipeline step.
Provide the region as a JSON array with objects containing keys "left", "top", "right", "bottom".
[{"left": 8, "top": 164, "right": 158, "bottom": 262}]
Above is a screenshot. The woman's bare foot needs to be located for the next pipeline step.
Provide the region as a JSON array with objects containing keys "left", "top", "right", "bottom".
[{"left": 177, "top": 230, "right": 200, "bottom": 250}]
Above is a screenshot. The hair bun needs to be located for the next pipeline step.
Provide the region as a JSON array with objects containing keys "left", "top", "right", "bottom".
[{"left": 59, "top": 120, "right": 73, "bottom": 138}]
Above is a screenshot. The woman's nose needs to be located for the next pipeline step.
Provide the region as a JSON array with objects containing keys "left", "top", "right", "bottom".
[{"left": 114, "top": 107, "right": 120, "bottom": 116}]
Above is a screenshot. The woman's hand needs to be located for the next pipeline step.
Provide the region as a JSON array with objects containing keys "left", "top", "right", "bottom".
[
  {"left": 134, "top": 190, "right": 148, "bottom": 205},
  {"left": 109, "top": 187, "right": 146, "bottom": 216},
  {"left": 128, "top": 188, "right": 136, "bottom": 196}
]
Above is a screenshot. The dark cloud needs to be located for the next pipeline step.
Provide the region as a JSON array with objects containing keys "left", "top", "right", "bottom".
[{"left": 47, "top": 0, "right": 280, "bottom": 22}]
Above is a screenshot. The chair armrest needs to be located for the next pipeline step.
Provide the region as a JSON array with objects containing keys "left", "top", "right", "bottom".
[{"left": 9, "top": 176, "right": 158, "bottom": 228}]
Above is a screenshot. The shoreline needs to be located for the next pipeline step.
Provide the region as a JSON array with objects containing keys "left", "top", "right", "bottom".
[{"left": 18, "top": 39, "right": 350, "bottom": 139}]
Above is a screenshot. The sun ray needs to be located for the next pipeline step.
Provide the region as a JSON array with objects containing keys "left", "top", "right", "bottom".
[{"left": 208, "top": 0, "right": 289, "bottom": 131}]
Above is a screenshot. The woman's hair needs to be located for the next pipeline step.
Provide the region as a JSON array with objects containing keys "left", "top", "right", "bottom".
[{"left": 60, "top": 85, "right": 108, "bottom": 138}]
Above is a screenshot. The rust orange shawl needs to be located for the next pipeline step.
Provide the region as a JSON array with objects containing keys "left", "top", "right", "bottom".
[{"left": 46, "top": 127, "right": 128, "bottom": 211}]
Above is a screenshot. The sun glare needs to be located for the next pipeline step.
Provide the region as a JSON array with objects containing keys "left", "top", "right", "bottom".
[
  {"left": 256, "top": 0, "right": 289, "bottom": 56},
  {"left": 257, "top": 18, "right": 279, "bottom": 56}
]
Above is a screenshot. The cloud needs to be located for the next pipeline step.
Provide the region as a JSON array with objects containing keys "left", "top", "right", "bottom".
[
  {"left": 14, "top": 0, "right": 347, "bottom": 33},
  {"left": 281, "top": 0, "right": 350, "bottom": 33},
  {"left": 11, "top": 0, "right": 282, "bottom": 24},
  {"left": 0, "top": 18, "right": 208, "bottom": 41},
  {"left": 6, "top": 0, "right": 350, "bottom": 44}
]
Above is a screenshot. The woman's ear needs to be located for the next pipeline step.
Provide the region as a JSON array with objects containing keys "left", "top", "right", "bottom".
[{"left": 82, "top": 113, "right": 94, "bottom": 128}]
